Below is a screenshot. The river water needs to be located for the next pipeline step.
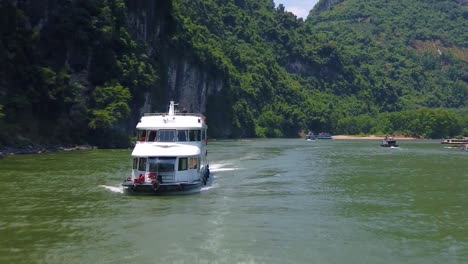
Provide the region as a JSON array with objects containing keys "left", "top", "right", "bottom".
[{"left": 0, "top": 139, "right": 467, "bottom": 263}]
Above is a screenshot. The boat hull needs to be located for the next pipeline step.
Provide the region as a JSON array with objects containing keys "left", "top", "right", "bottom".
[
  {"left": 122, "top": 180, "right": 205, "bottom": 195},
  {"left": 381, "top": 139, "right": 398, "bottom": 147},
  {"left": 122, "top": 167, "right": 211, "bottom": 195},
  {"left": 380, "top": 144, "right": 399, "bottom": 147}
]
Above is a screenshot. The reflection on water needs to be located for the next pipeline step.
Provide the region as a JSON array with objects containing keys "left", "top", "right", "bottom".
[{"left": 0, "top": 140, "right": 467, "bottom": 263}]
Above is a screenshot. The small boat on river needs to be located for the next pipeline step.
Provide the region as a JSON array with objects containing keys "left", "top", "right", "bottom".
[
  {"left": 380, "top": 136, "right": 398, "bottom": 147},
  {"left": 305, "top": 131, "right": 316, "bottom": 141},
  {"left": 441, "top": 138, "right": 468, "bottom": 147},
  {"left": 317, "top": 132, "right": 332, "bottom": 139},
  {"left": 122, "top": 101, "right": 210, "bottom": 194}
]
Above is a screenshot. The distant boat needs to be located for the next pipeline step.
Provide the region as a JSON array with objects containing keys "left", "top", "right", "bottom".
[
  {"left": 316, "top": 132, "right": 332, "bottom": 139},
  {"left": 381, "top": 137, "right": 398, "bottom": 147},
  {"left": 441, "top": 138, "right": 468, "bottom": 147},
  {"left": 305, "top": 132, "right": 316, "bottom": 141}
]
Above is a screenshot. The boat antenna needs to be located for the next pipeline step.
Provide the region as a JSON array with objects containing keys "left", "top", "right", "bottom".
[
  {"left": 168, "top": 101, "right": 175, "bottom": 116},
  {"left": 168, "top": 100, "right": 179, "bottom": 116}
]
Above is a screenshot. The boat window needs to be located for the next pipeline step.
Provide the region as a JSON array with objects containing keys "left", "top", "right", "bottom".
[
  {"left": 133, "top": 158, "right": 138, "bottom": 169},
  {"left": 138, "top": 130, "right": 147, "bottom": 141},
  {"left": 148, "top": 130, "right": 157, "bottom": 141},
  {"left": 178, "top": 158, "right": 188, "bottom": 171},
  {"left": 154, "top": 157, "right": 176, "bottom": 172},
  {"left": 159, "top": 130, "right": 176, "bottom": 142},
  {"left": 189, "top": 157, "right": 198, "bottom": 169},
  {"left": 159, "top": 163, "right": 174, "bottom": 172},
  {"left": 189, "top": 130, "right": 201, "bottom": 141},
  {"left": 138, "top": 158, "right": 147, "bottom": 171},
  {"left": 148, "top": 158, "right": 158, "bottom": 172},
  {"left": 177, "top": 130, "right": 188, "bottom": 142}
]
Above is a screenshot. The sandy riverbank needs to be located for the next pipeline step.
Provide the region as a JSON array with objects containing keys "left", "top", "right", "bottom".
[{"left": 332, "top": 135, "right": 419, "bottom": 140}]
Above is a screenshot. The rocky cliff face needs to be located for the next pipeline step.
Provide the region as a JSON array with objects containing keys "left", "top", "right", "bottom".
[
  {"left": 16, "top": 0, "right": 228, "bottom": 121},
  {"left": 166, "top": 57, "right": 223, "bottom": 114},
  {"left": 125, "top": 0, "right": 226, "bottom": 114},
  {"left": 124, "top": 0, "right": 230, "bottom": 136},
  {"left": 0, "top": 0, "right": 231, "bottom": 149}
]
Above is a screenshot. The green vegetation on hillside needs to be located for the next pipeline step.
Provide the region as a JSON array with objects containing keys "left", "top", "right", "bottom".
[
  {"left": 0, "top": 0, "right": 466, "bottom": 148},
  {"left": 0, "top": 0, "right": 158, "bottom": 147},
  {"left": 171, "top": 0, "right": 467, "bottom": 137}
]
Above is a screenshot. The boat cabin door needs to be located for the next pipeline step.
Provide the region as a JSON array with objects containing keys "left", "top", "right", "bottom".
[{"left": 148, "top": 157, "right": 176, "bottom": 183}]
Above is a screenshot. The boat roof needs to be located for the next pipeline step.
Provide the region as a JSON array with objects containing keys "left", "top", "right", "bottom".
[
  {"left": 132, "top": 143, "right": 201, "bottom": 157},
  {"left": 136, "top": 114, "right": 206, "bottom": 130},
  {"left": 136, "top": 100, "right": 207, "bottom": 130}
]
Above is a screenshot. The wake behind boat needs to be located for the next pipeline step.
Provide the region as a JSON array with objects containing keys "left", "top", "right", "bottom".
[{"left": 122, "top": 101, "right": 210, "bottom": 194}]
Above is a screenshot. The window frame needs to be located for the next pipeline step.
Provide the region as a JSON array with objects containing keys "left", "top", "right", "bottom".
[
  {"left": 138, "top": 158, "right": 147, "bottom": 171},
  {"left": 148, "top": 130, "right": 157, "bottom": 141},
  {"left": 189, "top": 157, "right": 198, "bottom": 170},
  {"left": 189, "top": 130, "right": 201, "bottom": 141},
  {"left": 178, "top": 157, "right": 188, "bottom": 171},
  {"left": 158, "top": 130, "right": 176, "bottom": 142},
  {"left": 138, "top": 130, "right": 147, "bottom": 141},
  {"left": 177, "top": 130, "right": 188, "bottom": 142}
]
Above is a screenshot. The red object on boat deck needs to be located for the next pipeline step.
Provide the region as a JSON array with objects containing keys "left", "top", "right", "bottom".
[
  {"left": 146, "top": 172, "right": 156, "bottom": 179},
  {"left": 138, "top": 174, "right": 144, "bottom": 183}
]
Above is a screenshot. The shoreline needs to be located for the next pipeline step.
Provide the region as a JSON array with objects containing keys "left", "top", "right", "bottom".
[
  {"left": 0, "top": 145, "right": 97, "bottom": 158},
  {"left": 332, "top": 135, "right": 420, "bottom": 140}
]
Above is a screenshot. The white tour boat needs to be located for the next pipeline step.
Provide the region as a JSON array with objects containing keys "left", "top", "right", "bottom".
[{"left": 122, "top": 101, "right": 210, "bottom": 194}]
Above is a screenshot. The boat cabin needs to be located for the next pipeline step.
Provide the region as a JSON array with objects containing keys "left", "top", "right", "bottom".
[
  {"left": 441, "top": 138, "right": 468, "bottom": 146},
  {"left": 122, "top": 101, "right": 210, "bottom": 193},
  {"left": 137, "top": 129, "right": 206, "bottom": 143},
  {"left": 131, "top": 155, "right": 199, "bottom": 184},
  {"left": 381, "top": 136, "right": 399, "bottom": 147}
]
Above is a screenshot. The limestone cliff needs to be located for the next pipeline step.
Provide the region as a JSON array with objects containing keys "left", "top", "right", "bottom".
[
  {"left": 125, "top": 0, "right": 229, "bottom": 135},
  {"left": 0, "top": 0, "right": 232, "bottom": 148}
]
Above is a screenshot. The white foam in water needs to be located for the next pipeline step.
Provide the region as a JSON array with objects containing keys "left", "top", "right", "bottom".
[
  {"left": 208, "top": 163, "right": 224, "bottom": 169},
  {"left": 100, "top": 185, "right": 124, "bottom": 193},
  {"left": 211, "top": 168, "right": 238, "bottom": 172},
  {"left": 209, "top": 162, "right": 240, "bottom": 172},
  {"left": 201, "top": 183, "right": 218, "bottom": 192},
  {"left": 98, "top": 163, "right": 233, "bottom": 195}
]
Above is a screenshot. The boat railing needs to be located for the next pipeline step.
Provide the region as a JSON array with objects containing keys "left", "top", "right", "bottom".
[
  {"left": 441, "top": 138, "right": 468, "bottom": 144},
  {"left": 160, "top": 172, "right": 175, "bottom": 183},
  {"left": 144, "top": 112, "right": 205, "bottom": 117}
]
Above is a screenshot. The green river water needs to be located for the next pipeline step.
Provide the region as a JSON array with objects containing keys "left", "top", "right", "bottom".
[{"left": 0, "top": 139, "right": 467, "bottom": 263}]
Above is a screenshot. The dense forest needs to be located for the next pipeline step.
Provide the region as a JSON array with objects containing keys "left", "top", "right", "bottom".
[{"left": 0, "top": 0, "right": 467, "bottom": 148}]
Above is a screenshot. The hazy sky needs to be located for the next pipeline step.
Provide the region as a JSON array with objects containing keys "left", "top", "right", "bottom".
[{"left": 275, "top": 0, "right": 319, "bottom": 18}]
